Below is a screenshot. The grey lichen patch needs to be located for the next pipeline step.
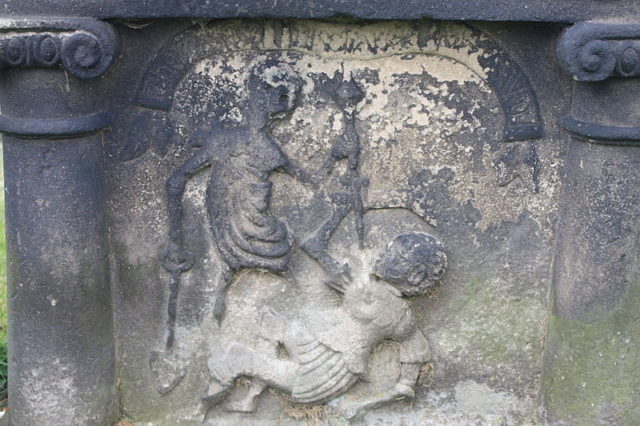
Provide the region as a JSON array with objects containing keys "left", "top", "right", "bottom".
[
  {"left": 435, "top": 277, "right": 544, "bottom": 357},
  {"left": 362, "top": 379, "right": 536, "bottom": 426},
  {"left": 20, "top": 360, "right": 80, "bottom": 420},
  {"left": 455, "top": 380, "right": 529, "bottom": 416},
  {"left": 16, "top": 357, "right": 116, "bottom": 426}
]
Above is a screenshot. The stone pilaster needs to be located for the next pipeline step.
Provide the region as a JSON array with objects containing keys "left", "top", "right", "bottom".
[
  {"left": 0, "top": 18, "right": 120, "bottom": 426},
  {"left": 543, "top": 21, "right": 640, "bottom": 424}
]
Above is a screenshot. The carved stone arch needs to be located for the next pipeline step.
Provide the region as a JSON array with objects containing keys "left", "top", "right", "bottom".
[
  {"left": 120, "top": 19, "right": 542, "bottom": 161},
  {"left": 136, "top": 20, "right": 267, "bottom": 111}
]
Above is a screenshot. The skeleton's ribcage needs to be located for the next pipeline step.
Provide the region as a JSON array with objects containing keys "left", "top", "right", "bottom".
[{"left": 290, "top": 338, "right": 358, "bottom": 404}]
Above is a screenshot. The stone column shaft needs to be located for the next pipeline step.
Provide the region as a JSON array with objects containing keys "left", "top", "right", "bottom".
[
  {"left": 545, "top": 23, "right": 640, "bottom": 423},
  {"left": 0, "top": 18, "right": 120, "bottom": 426}
]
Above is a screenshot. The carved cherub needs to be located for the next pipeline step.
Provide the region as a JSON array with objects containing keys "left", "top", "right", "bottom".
[{"left": 204, "top": 232, "right": 447, "bottom": 420}]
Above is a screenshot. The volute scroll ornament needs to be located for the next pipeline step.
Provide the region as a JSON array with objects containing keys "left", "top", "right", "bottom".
[
  {"left": 0, "top": 18, "right": 119, "bottom": 79},
  {"left": 557, "top": 22, "right": 640, "bottom": 145},
  {"left": 557, "top": 22, "right": 640, "bottom": 82}
]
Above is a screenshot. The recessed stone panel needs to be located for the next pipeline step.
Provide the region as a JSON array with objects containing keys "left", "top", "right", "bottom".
[{"left": 103, "top": 20, "right": 558, "bottom": 424}]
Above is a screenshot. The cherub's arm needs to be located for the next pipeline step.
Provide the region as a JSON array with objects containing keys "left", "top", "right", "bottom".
[{"left": 164, "top": 148, "right": 211, "bottom": 272}]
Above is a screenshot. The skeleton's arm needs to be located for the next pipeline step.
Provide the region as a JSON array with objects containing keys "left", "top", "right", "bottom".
[{"left": 164, "top": 149, "right": 211, "bottom": 272}]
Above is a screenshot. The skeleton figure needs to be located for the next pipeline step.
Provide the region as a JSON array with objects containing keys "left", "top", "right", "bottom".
[
  {"left": 205, "top": 232, "right": 447, "bottom": 419},
  {"left": 150, "top": 58, "right": 303, "bottom": 395},
  {"left": 163, "top": 58, "right": 303, "bottom": 322}
]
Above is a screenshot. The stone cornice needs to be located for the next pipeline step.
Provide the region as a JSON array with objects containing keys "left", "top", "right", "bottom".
[{"left": 0, "top": 0, "right": 636, "bottom": 22}]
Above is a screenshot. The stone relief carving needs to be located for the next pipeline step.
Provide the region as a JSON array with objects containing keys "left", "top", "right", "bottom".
[
  {"left": 150, "top": 56, "right": 450, "bottom": 418},
  {"left": 151, "top": 58, "right": 302, "bottom": 394},
  {"left": 301, "top": 73, "right": 368, "bottom": 288},
  {"left": 108, "top": 20, "right": 552, "bottom": 423},
  {"left": 205, "top": 232, "right": 446, "bottom": 419}
]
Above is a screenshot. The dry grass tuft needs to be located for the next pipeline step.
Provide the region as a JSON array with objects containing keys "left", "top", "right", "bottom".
[
  {"left": 236, "top": 377, "right": 253, "bottom": 389},
  {"left": 418, "top": 362, "right": 435, "bottom": 387},
  {"left": 269, "top": 389, "right": 327, "bottom": 424}
]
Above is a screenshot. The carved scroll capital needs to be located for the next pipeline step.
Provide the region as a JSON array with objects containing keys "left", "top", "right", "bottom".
[
  {"left": 557, "top": 22, "right": 640, "bottom": 82},
  {"left": 0, "top": 18, "right": 119, "bottom": 79}
]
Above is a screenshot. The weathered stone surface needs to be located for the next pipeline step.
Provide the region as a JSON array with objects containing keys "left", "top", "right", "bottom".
[
  {"left": 1, "top": 0, "right": 639, "bottom": 22},
  {"left": 542, "top": 76, "right": 640, "bottom": 424},
  {"left": 6, "top": 5, "right": 640, "bottom": 424},
  {"left": 101, "top": 19, "right": 565, "bottom": 424}
]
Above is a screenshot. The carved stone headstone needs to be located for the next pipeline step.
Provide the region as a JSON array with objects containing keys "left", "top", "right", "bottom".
[
  {"left": 1, "top": 4, "right": 639, "bottom": 426},
  {"left": 102, "top": 20, "right": 556, "bottom": 424}
]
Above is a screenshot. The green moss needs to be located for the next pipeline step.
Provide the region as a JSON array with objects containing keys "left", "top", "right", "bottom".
[
  {"left": 543, "top": 281, "right": 640, "bottom": 424},
  {"left": 462, "top": 276, "right": 544, "bottom": 365},
  {"left": 436, "top": 274, "right": 547, "bottom": 380}
]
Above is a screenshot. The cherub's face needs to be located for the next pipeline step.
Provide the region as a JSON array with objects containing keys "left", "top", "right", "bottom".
[{"left": 343, "top": 277, "right": 396, "bottom": 323}]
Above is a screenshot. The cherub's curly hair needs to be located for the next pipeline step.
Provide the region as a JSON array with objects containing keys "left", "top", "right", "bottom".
[{"left": 373, "top": 232, "right": 447, "bottom": 297}]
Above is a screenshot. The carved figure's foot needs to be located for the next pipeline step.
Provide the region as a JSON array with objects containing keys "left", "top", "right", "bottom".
[
  {"left": 224, "top": 396, "right": 259, "bottom": 413},
  {"left": 204, "top": 342, "right": 252, "bottom": 408},
  {"left": 394, "top": 383, "right": 415, "bottom": 399},
  {"left": 224, "top": 378, "right": 266, "bottom": 413},
  {"left": 327, "top": 385, "right": 414, "bottom": 421},
  {"left": 208, "top": 346, "right": 235, "bottom": 387},
  {"left": 202, "top": 380, "right": 230, "bottom": 406},
  {"left": 149, "top": 350, "right": 186, "bottom": 395},
  {"left": 328, "top": 396, "right": 364, "bottom": 421}
]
